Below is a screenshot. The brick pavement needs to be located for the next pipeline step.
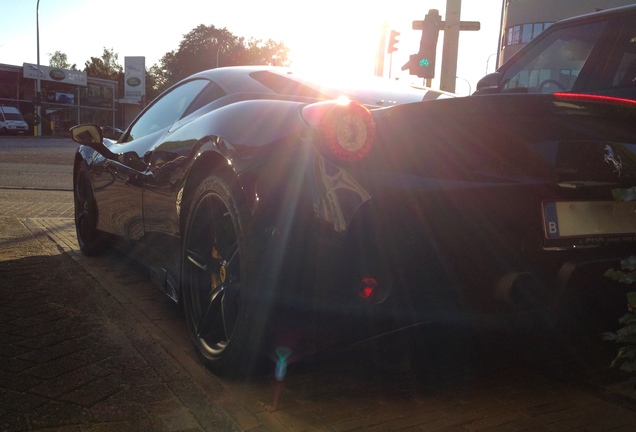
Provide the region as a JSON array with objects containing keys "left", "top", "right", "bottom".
[
  {"left": 0, "top": 216, "right": 244, "bottom": 431},
  {"left": 3, "top": 190, "right": 636, "bottom": 431}
]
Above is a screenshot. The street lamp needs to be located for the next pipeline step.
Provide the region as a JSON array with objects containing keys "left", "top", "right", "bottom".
[
  {"left": 456, "top": 76, "right": 472, "bottom": 96},
  {"left": 35, "top": 0, "right": 41, "bottom": 136},
  {"left": 216, "top": 42, "right": 226, "bottom": 68},
  {"left": 485, "top": 53, "right": 497, "bottom": 74}
]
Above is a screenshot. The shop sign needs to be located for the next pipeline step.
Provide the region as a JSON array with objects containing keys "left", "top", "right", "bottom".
[
  {"left": 124, "top": 57, "right": 145, "bottom": 102},
  {"left": 22, "top": 63, "right": 88, "bottom": 86}
]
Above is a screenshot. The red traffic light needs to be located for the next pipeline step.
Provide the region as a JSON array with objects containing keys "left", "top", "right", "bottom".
[{"left": 387, "top": 30, "right": 400, "bottom": 54}]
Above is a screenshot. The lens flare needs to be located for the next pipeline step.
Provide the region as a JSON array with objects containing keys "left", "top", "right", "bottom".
[{"left": 275, "top": 346, "right": 292, "bottom": 381}]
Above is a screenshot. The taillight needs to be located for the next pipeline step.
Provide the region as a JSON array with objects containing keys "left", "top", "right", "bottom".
[
  {"left": 302, "top": 99, "right": 376, "bottom": 162},
  {"left": 357, "top": 277, "right": 379, "bottom": 301},
  {"left": 554, "top": 93, "right": 636, "bottom": 107}
]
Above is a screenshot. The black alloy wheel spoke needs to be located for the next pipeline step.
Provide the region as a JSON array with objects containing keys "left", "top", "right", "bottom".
[
  {"left": 196, "top": 282, "right": 231, "bottom": 341},
  {"left": 186, "top": 190, "right": 242, "bottom": 356},
  {"left": 75, "top": 178, "right": 91, "bottom": 238},
  {"left": 186, "top": 248, "right": 211, "bottom": 272},
  {"left": 223, "top": 241, "right": 239, "bottom": 273}
]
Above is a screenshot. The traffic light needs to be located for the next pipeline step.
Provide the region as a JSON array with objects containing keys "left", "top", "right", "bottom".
[
  {"left": 402, "top": 9, "right": 442, "bottom": 79},
  {"left": 387, "top": 30, "right": 400, "bottom": 54},
  {"left": 414, "top": 10, "right": 441, "bottom": 78}
]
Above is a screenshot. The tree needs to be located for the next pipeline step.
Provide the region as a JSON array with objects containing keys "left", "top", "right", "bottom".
[
  {"left": 84, "top": 47, "right": 123, "bottom": 81},
  {"left": 173, "top": 25, "right": 243, "bottom": 82},
  {"left": 48, "top": 51, "right": 76, "bottom": 70},
  {"left": 145, "top": 63, "right": 163, "bottom": 102},
  {"left": 243, "top": 38, "right": 291, "bottom": 67},
  {"left": 149, "top": 24, "right": 290, "bottom": 93}
]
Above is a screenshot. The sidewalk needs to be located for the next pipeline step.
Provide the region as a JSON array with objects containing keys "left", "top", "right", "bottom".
[
  {"left": 0, "top": 216, "right": 248, "bottom": 431},
  {"left": 3, "top": 199, "right": 636, "bottom": 430}
]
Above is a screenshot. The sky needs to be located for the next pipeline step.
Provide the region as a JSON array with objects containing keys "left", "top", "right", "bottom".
[{"left": 0, "top": 0, "right": 504, "bottom": 96}]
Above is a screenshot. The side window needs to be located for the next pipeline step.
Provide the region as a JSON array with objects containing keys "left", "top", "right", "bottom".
[
  {"left": 610, "top": 15, "right": 636, "bottom": 89},
  {"left": 501, "top": 20, "right": 609, "bottom": 93},
  {"left": 182, "top": 81, "right": 227, "bottom": 117},
  {"left": 126, "top": 79, "right": 209, "bottom": 142}
]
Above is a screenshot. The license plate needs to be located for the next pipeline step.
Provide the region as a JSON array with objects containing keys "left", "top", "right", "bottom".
[{"left": 543, "top": 200, "right": 636, "bottom": 238}]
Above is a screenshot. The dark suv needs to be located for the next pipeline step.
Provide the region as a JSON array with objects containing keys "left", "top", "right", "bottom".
[{"left": 476, "top": 5, "right": 636, "bottom": 100}]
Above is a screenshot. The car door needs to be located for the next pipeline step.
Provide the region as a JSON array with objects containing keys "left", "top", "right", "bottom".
[
  {"left": 91, "top": 79, "right": 211, "bottom": 241},
  {"left": 140, "top": 80, "right": 228, "bottom": 299}
]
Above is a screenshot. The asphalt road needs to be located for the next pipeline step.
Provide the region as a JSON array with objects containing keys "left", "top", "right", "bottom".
[
  {"left": 0, "top": 136, "right": 76, "bottom": 190},
  {"left": 3, "top": 136, "right": 636, "bottom": 431}
]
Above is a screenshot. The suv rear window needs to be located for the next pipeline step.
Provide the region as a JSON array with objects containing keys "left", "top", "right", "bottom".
[
  {"left": 501, "top": 20, "right": 609, "bottom": 93},
  {"left": 609, "top": 14, "right": 636, "bottom": 90}
]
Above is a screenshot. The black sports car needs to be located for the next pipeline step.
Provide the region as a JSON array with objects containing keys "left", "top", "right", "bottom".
[{"left": 71, "top": 65, "right": 636, "bottom": 376}]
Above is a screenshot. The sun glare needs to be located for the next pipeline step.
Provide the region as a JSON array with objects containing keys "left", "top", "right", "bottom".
[{"left": 282, "top": 6, "right": 386, "bottom": 78}]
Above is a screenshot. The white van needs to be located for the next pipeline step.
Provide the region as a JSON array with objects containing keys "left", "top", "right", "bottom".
[{"left": 0, "top": 106, "right": 29, "bottom": 135}]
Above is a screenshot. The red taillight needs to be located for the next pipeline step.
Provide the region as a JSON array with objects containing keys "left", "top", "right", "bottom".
[
  {"left": 554, "top": 92, "right": 636, "bottom": 107},
  {"left": 358, "top": 277, "right": 379, "bottom": 301},
  {"left": 302, "top": 99, "right": 376, "bottom": 162}
]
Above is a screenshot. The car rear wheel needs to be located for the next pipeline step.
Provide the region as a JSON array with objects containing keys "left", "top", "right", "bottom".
[
  {"left": 182, "top": 175, "right": 258, "bottom": 377},
  {"left": 74, "top": 164, "right": 105, "bottom": 255}
]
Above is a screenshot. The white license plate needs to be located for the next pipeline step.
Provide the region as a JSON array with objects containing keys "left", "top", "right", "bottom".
[{"left": 543, "top": 201, "right": 636, "bottom": 238}]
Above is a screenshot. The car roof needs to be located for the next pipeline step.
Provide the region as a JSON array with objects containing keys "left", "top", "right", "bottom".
[
  {"left": 189, "top": 66, "right": 451, "bottom": 107},
  {"left": 555, "top": 3, "right": 636, "bottom": 25}
]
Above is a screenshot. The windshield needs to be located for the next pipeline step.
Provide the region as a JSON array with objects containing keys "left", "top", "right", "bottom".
[
  {"left": 4, "top": 112, "right": 23, "bottom": 121},
  {"left": 501, "top": 19, "right": 609, "bottom": 93}
]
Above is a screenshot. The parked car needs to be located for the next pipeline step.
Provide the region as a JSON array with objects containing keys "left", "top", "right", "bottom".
[
  {"left": 476, "top": 4, "right": 636, "bottom": 100},
  {"left": 0, "top": 106, "right": 29, "bottom": 135},
  {"left": 70, "top": 65, "right": 636, "bottom": 376}
]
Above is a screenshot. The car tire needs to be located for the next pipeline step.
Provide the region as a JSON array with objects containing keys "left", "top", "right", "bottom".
[
  {"left": 182, "top": 174, "right": 259, "bottom": 377},
  {"left": 74, "top": 164, "right": 106, "bottom": 256}
]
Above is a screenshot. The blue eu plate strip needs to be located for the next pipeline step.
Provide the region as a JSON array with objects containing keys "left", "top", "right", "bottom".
[{"left": 544, "top": 202, "right": 559, "bottom": 238}]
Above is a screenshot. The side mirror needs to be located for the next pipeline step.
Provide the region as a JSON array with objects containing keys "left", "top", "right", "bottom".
[
  {"left": 70, "top": 123, "right": 103, "bottom": 145},
  {"left": 69, "top": 123, "right": 118, "bottom": 160},
  {"left": 475, "top": 72, "right": 502, "bottom": 94}
]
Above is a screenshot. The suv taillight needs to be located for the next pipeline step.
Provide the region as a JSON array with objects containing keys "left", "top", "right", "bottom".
[{"left": 554, "top": 93, "right": 636, "bottom": 107}]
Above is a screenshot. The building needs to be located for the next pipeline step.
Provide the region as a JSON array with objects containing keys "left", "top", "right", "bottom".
[
  {"left": 499, "top": 0, "right": 636, "bottom": 65},
  {"left": 0, "top": 59, "right": 144, "bottom": 137}
]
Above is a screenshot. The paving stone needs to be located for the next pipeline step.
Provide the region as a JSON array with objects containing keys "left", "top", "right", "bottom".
[
  {"left": 58, "top": 376, "right": 125, "bottom": 407},
  {"left": 89, "top": 392, "right": 148, "bottom": 423},
  {"left": 0, "top": 214, "right": 244, "bottom": 431},
  {"left": 0, "top": 387, "right": 49, "bottom": 413},
  {"left": 28, "top": 400, "right": 92, "bottom": 430},
  {"left": 0, "top": 408, "right": 29, "bottom": 432},
  {"left": 4, "top": 167, "right": 636, "bottom": 431},
  {"left": 0, "top": 369, "right": 44, "bottom": 392}
]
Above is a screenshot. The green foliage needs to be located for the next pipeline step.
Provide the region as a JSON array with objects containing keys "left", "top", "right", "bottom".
[
  {"left": 84, "top": 47, "right": 123, "bottom": 81},
  {"left": 603, "top": 256, "right": 636, "bottom": 373},
  {"left": 151, "top": 24, "right": 291, "bottom": 94},
  {"left": 48, "top": 51, "right": 77, "bottom": 70},
  {"left": 604, "top": 268, "right": 636, "bottom": 284},
  {"left": 56, "top": 24, "right": 290, "bottom": 101},
  {"left": 612, "top": 187, "right": 636, "bottom": 202}
]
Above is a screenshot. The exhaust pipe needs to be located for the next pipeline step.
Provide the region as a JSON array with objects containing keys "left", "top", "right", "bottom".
[{"left": 495, "top": 272, "right": 547, "bottom": 310}]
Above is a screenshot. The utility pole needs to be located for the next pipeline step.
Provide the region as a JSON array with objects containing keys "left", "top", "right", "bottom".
[
  {"left": 375, "top": 22, "right": 388, "bottom": 77},
  {"left": 35, "top": 0, "right": 42, "bottom": 136},
  {"left": 440, "top": 0, "right": 461, "bottom": 93}
]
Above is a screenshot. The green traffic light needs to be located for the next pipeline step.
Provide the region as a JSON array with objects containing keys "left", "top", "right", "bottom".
[{"left": 419, "top": 58, "right": 430, "bottom": 67}]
